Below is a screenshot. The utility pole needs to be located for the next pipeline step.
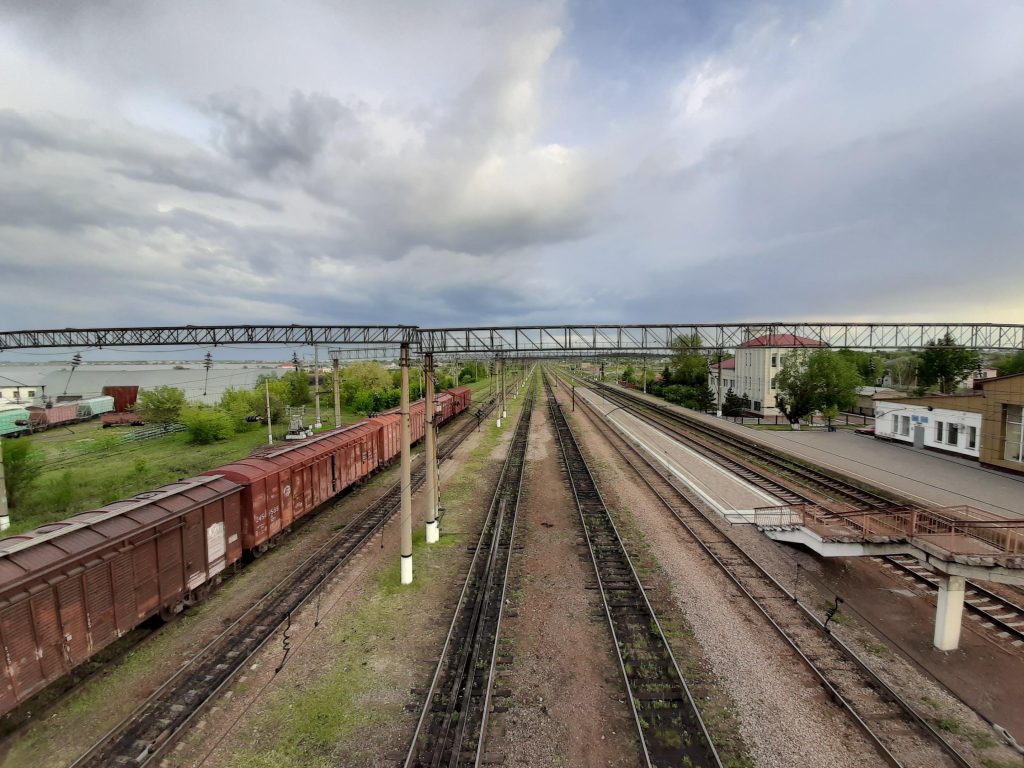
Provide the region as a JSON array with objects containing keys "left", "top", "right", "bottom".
[
  {"left": 265, "top": 381, "right": 273, "bottom": 445},
  {"left": 203, "top": 352, "right": 213, "bottom": 397},
  {"left": 63, "top": 352, "right": 82, "bottom": 395},
  {"left": 332, "top": 354, "right": 341, "bottom": 428},
  {"left": 399, "top": 343, "right": 413, "bottom": 585},
  {"left": 0, "top": 437, "right": 9, "bottom": 532},
  {"left": 716, "top": 350, "right": 724, "bottom": 417},
  {"left": 313, "top": 346, "right": 322, "bottom": 429},
  {"left": 424, "top": 353, "right": 439, "bottom": 544}
]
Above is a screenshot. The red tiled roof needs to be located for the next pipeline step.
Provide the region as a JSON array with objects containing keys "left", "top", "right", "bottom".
[
  {"left": 710, "top": 358, "right": 736, "bottom": 370},
  {"left": 737, "top": 334, "right": 828, "bottom": 349}
]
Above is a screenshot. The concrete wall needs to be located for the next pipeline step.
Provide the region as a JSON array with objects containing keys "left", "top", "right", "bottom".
[
  {"left": 976, "top": 374, "right": 1024, "bottom": 472},
  {"left": 874, "top": 402, "right": 982, "bottom": 459}
]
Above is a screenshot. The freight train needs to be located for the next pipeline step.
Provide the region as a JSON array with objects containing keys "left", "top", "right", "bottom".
[
  {"left": 0, "top": 386, "right": 471, "bottom": 717},
  {"left": 0, "top": 396, "right": 117, "bottom": 437}
]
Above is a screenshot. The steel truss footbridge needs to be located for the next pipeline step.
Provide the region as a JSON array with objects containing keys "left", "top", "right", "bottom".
[{"left": 0, "top": 322, "right": 1022, "bottom": 358}]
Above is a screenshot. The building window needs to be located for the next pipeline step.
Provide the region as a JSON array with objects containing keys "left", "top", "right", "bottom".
[
  {"left": 948, "top": 423, "right": 959, "bottom": 446},
  {"left": 967, "top": 426, "right": 977, "bottom": 450},
  {"left": 27, "top": 390, "right": 35, "bottom": 397},
  {"left": 753, "top": 401, "right": 762, "bottom": 412},
  {"left": 935, "top": 421, "right": 944, "bottom": 442},
  {"left": 1004, "top": 405, "right": 1024, "bottom": 463},
  {"left": 771, "top": 354, "right": 778, "bottom": 367},
  {"left": 770, "top": 377, "right": 777, "bottom": 389},
  {"left": 900, "top": 415, "right": 910, "bottom": 436}
]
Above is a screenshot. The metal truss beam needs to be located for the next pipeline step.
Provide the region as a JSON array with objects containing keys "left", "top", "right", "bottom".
[
  {"left": 416, "top": 323, "right": 1024, "bottom": 353},
  {"left": 1, "top": 322, "right": 1022, "bottom": 354},
  {"left": 0, "top": 325, "right": 416, "bottom": 351}
]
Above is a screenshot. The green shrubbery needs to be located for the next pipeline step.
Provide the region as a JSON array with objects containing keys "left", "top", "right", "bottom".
[{"left": 181, "top": 407, "right": 235, "bottom": 444}]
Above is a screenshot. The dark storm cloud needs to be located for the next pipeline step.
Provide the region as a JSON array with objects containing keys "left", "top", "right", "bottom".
[
  {"left": 1, "top": 0, "right": 1023, "bottom": 336},
  {"left": 206, "top": 90, "right": 360, "bottom": 178}
]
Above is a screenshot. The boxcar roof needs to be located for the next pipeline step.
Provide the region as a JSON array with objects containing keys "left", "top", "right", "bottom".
[{"left": 0, "top": 476, "right": 241, "bottom": 592}]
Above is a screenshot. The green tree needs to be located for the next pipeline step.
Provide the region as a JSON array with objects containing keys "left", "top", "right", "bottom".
[
  {"left": 137, "top": 386, "right": 186, "bottom": 426},
  {"left": 670, "top": 333, "right": 708, "bottom": 386},
  {"left": 918, "top": 333, "right": 981, "bottom": 394},
  {"left": 995, "top": 350, "right": 1024, "bottom": 377},
  {"left": 2, "top": 438, "right": 41, "bottom": 508},
  {"left": 220, "top": 387, "right": 262, "bottom": 431},
  {"left": 886, "top": 355, "right": 920, "bottom": 388},
  {"left": 621, "top": 364, "right": 637, "bottom": 385},
  {"left": 775, "top": 350, "right": 859, "bottom": 425},
  {"left": 181, "top": 407, "right": 234, "bottom": 444},
  {"left": 275, "top": 370, "right": 312, "bottom": 406}
]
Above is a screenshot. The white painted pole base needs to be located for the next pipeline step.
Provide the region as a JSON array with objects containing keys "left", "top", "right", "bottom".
[
  {"left": 401, "top": 554, "right": 413, "bottom": 585},
  {"left": 496, "top": 418, "right": 502, "bottom": 428},
  {"left": 933, "top": 575, "right": 965, "bottom": 650},
  {"left": 502, "top": 409, "right": 507, "bottom": 419},
  {"left": 0, "top": 516, "right": 8, "bottom": 532},
  {"left": 426, "top": 519, "right": 439, "bottom": 544}
]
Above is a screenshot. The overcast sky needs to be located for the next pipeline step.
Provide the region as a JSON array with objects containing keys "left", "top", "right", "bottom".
[{"left": 1, "top": 0, "right": 1023, "bottom": 339}]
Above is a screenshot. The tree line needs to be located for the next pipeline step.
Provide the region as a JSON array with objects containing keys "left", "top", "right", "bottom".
[{"left": 624, "top": 332, "right": 993, "bottom": 426}]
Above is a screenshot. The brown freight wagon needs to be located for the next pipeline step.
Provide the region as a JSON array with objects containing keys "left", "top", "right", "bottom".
[
  {"left": 0, "top": 476, "right": 243, "bottom": 717},
  {"left": 27, "top": 402, "right": 80, "bottom": 430},
  {"left": 102, "top": 385, "right": 140, "bottom": 413},
  {"left": 208, "top": 422, "right": 381, "bottom": 552}
]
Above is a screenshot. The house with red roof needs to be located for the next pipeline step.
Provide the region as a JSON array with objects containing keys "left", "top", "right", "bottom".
[{"left": 726, "top": 333, "right": 828, "bottom": 415}]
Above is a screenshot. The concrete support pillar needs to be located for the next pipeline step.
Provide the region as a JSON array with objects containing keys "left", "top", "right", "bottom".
[
  {"left": 643, "top": 358, "right": 647, "bottom": 394},
  {"left": 716, "top": 350, "right": 724, "bottom": 417},
  {"left": 424, "top": 353, "right": 439, "bottom": 544},
  {"left": 313, "top": 345, "right": 322, "bottom": 429},
  {"left": 399, "top": 343, "right": 413, "bottom": 585},
  {"left": 934, "top": 574, "right": 966, "bottom": 651},
  {"left": 332, "top": 356, "right": 341, "bottom": 428},
  {"left": 0, "top": 437, "right": 10, "bottom": 532}
]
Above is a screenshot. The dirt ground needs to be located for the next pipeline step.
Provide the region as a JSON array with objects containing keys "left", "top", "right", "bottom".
[{"left": 488, "top": 402, "right": 642, "bottom": 767}]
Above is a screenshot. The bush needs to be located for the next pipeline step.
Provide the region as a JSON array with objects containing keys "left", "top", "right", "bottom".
[{"left": 181, "top": 407, "right": 234, "bottom": 444}]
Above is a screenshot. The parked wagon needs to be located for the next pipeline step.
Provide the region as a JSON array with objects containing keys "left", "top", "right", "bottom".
[
  {"left": 208, "top": 423, "right": 381, "bottom": 553},
  {"left": 101, "top": 411, "right": 146, "bottom": 428},
  {"left": 27, "top": 403, "right": 80, "bottom": 430},
  {"left": 0, "top": 406, "right": 30, "bottom": 438},
  {"left": 0, "top": 476, "right": 244, "bottom": 715},
  {"left": 76, "top": 395, "right": 116, "bottom": 420},
  {"left": 102, "top": 385, "right": 140, "bottom": 413}
]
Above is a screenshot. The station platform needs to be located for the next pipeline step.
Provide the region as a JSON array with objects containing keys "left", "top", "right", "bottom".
[{"left": 612, "top": 386, "right": 1024, "bottom": 518}]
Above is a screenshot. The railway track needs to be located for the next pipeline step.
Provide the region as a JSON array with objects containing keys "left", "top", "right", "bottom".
[
  {"left": 544, "top": 374, "right": 722, "bottom": 768},
  {"left": 880, "top": 554, "right": 1024, "bottom": 645},
  {"left": 554, "top": 370, "right": 972, "bottom": 768},
  {"left": 581, "top": 377, "right": 895, "bottom": 510},
  {"left": 70, "top": 397, "right": 499, "bottom": 768},
  {"left": 404, "top": 383, "right": 535, "bottom": 768},
  {"left": 573, "top": 375, "right": 1024, "bottom": 650}
]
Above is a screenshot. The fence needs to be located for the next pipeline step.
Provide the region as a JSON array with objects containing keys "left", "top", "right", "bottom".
[{"left": 748, "top": 503, "right": 1024, "bottom": 557}]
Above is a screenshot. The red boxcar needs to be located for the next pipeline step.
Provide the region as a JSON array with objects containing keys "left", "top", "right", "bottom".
[
  {"left": 27, "top": 403, "right": 79, "bottom": 429},
  {"left": 0, "top": 476, "right": 243, "bottom": 716},
  {"left": 102, "top": 385, "right": 140, "bottom": 413},
  {"left": 207, "top": 422, "right": 381, "bottom": 552},
  {"left": 447, "top": 386, "right": 472, "bottom": 417}
]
